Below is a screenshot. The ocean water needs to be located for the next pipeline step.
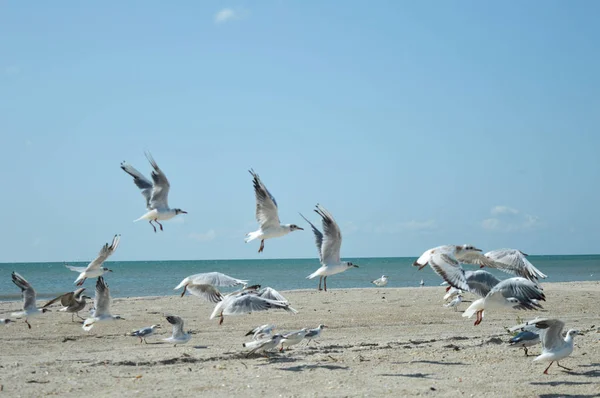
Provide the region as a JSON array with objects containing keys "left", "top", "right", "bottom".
[{"left": 1, "top": 255, "right": 599, "bottom": 301}]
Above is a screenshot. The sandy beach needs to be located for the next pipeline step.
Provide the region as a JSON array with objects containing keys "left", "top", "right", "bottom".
[{"left": 1, "top": 281, "right": 599, "bottom": 397}]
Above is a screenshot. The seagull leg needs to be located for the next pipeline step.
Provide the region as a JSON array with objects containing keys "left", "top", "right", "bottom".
[
  {"left": 318, "top": 277, "right": 323, "bottom": 291},
  {"left": 180, "top": 285, "right": 187, "bottom": 298},
  {"left": 474, "top": 310, "right": 483, "bottom": 326},
  {"left": 258, "top": 240, "right": 265, "bottom": 253},
  {"left": 76, "top": 313, "right": 85, "bottom": 321},
  {"left": 279, "top": 345, "right": 284, "bottom": 352},
  {"left": 143, "top": 338, "right": 148, "bottom": 344},
  {"left": 557, "top": 362, "right": 572, "bottom": 371},
  {"left": 219, "top": 313, "right": 224, "bottom": 325},
  {"left": 149, "top": 220, "right": 157, "bottom": 233},
  {"left": 524, "top": 347, "right": 529, "bottom": 356},
  {"left": 77, "top": 278, "right": 86, "bottom": 286},
  {"left": 155, "top": 219, "right": 163, "bottom": 231},
  {"left": 25, "top": 319, "right": 31, "bottom": 329},
  {"left": 543, "top": 361, "right": 554, "bottom": 374},
  {"left": 324, "top": 276, "right": 327, "bottom": 292},
  {"left": 139, "top": 337, "right": 143, "bottom": 344}
]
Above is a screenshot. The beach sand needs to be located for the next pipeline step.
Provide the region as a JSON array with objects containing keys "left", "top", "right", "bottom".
[{"left": 1, "top": 281, "right": 599, "bottom": 397}]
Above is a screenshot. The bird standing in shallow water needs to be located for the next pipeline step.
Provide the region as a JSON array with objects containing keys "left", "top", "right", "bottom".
[{"left": 245, "top": 169, "right": 303, "bottom": 253}]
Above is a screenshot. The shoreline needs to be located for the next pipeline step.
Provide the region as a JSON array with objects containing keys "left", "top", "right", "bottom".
[{"left": 1, "top": 282, "right": 599, "bottom": 397}]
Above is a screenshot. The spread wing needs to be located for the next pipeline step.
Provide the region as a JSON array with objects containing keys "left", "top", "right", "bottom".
[
  {"left": 314, "top": 204, "right": 342, "bottom": 265},
  {"left": 145, "top": 152, "right": 171, "bottom": 209},
  {"left": 121, "top": 161, "right": 153, "bottom": 209},
  {"left": 189, "top": 272, "right": 248, "bottom": 287},
  {"left": 428, "top": 253, "right": 470, "bottom": 291},
  {"left": 85, "top": 235, "right": 120, "bottom": 271},
  {"left": 464, "top": 270, "right": 501, "bottom": 297},
  {"left": 300, "top": 213, "right": 324, "bottom": 262},
  {"left": 455, "top": 250, "right": 501, "bottom": 268},
  {"left": 527, "top": 318, "right": 565, "bottom": 350},
  {"left": 186, "top": 284, "right": 224, "bottom": 303},
  {"left": 166, "top": 315, "right": 185, "bottom": 338},
  {"left": 249, "top": 169, "right": 280, "bottom": 229},
  {"left": 484, "top": 249, "right": 547, "bottom": 280},
  {"left": 12, "top": 272, "right": 37, "bottom": 311},
  {"left": 43, "top": 291, "right": 76, "bottom": 308},
  {"left": 222, "top": 294, "right": 297, "bottom": 316},
  {"left": 94, "top": 277, "right": 111, "bottom": 317},
  {"left": 257, "top": 287, "right": 288, "bottom": 303},
  {"left": 488, "top": 277, "right": 545, "bottom": 310}
]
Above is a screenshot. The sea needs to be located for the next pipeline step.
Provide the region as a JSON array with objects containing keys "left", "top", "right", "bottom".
[{"left": 1, "top": 255, "right": 599, "bottom": 301}]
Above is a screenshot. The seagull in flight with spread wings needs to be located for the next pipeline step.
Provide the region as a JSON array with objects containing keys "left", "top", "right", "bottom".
[
  {"left": 245, "top": 169, "right": 303, "bottom": 253},
  {"left": 121, "top": 152, "right": 187, "bottom": 232},
  {"left": 10, "top": 272, "right": 50, "bottom": 329},
  {"left": 301, "top": 204, "right": 359, "bottom": 291},
  {"left": 65, "top": 234, "right": 120, "bottom": 286}
]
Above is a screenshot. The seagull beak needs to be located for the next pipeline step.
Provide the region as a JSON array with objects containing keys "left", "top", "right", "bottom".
[
  {"left": 474, "top": 248, "right": 482, "bottom": 252},
  {"left": 353, "top": 264, "right": 359, "bottom": 268},
  {"left": 297, "top": 227, "right": 304, "bottom": 230},
  {"left": 181, "top": 210, "right": 188, "bottom": 214},
  {"left": 108, "top": 269, "right": 114, "bottom": 273}
]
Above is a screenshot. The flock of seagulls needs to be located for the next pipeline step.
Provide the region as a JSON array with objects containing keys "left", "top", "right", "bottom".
[{"left": 1, "top": 154, "right": 586, "bottom": 372}]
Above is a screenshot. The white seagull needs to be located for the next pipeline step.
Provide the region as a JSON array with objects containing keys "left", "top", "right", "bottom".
[
  {"left": 42, "top": 287, "right": 92, "bottom": 322},
  {"left": 174, "top": 272, "right": 249, "bottom": 298},
  {"left": 414, "top": 244, "right": 501, "bottom": 271},
  {"left": 482, "top": 249, "right": 547, "bottom": 281},
  {"left": 371, "top": 275, "right": 389, "bottom": 287},
  {"left": 245, "top": 324, "right": 276, "bottom": 340},
  {"left": 121, "top": 152, "right": 187, "bottom": 233},
  {"left": 245, "top": 169, "right": 303, "bottom": 253},
  {"left": 130, "top": 324, "right": 161, "bottom": 344},
  {"left": 280, "top": 328, "right": 309, "bottom": 352},
  {"left": 10, "top": 272, "right": 50, "bottom": 329},
  {"left": 82, "top": 277, "right": 125, "bottom": 331},
  {"left": 243, "top": 334, "right": 285, "bottom": 357},
  {"left": 508, "top": 330, "right": 541, "bottom": 357},
  {"left": 304, "top": 324, "right": 327, "bottom": 345},
  {"left": 65, "top": 234, "right": 120, "bottom": 286},
  {"left": 523, "top": 318, "right": 582, "bottom": 374},
  {"left": 444, "top": 294, "right": 463, "bottom": 311},
  {"left": 163, "top": 315, "right": 191, "bottom": 346},
  {"left": 302, "top": 204, "right": 359, "bottom": 291},
  {"left": 210, "top": 290, "right": 298, "bottom": 325}
]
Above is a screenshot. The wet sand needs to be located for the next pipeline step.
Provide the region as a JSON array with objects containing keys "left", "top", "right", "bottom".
[{"left": 1, "top": 282, "right": 599, "bottom": 397}]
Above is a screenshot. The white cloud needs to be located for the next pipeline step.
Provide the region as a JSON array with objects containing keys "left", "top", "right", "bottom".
[
  {"left": 482, "top": 206, "right": 541, "bottom": 232},
  {"left": 214, "top": 8, "right": 246, "bottom": 24},
  {"left": 189, "top": 230, "right": 216, "bottom": 242}
]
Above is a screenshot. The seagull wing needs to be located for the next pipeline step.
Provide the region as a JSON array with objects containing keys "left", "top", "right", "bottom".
[
  {"left": 300, "top": 213, "right": 324, "bottom": 262},
  {"left": 249, "top": 169, "right": 280, "bottom": 229},
  {"left": 222, "top": 294, "right": 296, "bottom": 316},
  {"left": 257, "top": 287, "right": 288, "bottom": 303},
  {"left": 455, "top": 250, "right": 501, "bottom": 268},
  {"left": 314, "top": 204, "right": 342, "bottom": 265},
  {"left": 484, "top": 249, "right": 547, "bottom": 280},
  {"left": 166, "top": 315, "right": 185, "bottom": 338},
  {"left": 43, "top": 292, "right": 70, "bottom": 308},
  {"left": 85, "top": 235, "right": 121, "bottom": 271},
  {"left": 146, "top": 152, "right": 171, "bottom": 209},
  {"left": 488, "top": 277, "right": 546, "bottom": 310},
  {"left": 120, "top": 161, "right": 153, "bottom": 209},
  {"left": 428, "top": 253, "right": 470, "bottom": 291},
  {"left": 464, "top": 270, "right": 502, "bottom": 297},
  {"left": 11, "top": 272, "right": 37, "bottom": 311},
  {"left": 94, "top": 277, "right": 111, "bottom": 317},
  {"left": 189, "top": 272, "right": 249, "bottom": 287},
  {"left": 528, "top": 318, "right": 565, "bottom": 350},
  {"left": 186, "top": 284, "right": 224, "bottom": 304}
]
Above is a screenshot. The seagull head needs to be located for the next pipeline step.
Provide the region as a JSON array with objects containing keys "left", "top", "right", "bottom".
[
  {"left": 174, "top": 208, "right": 188, "bottom": 215},
  {"left": 567, "top": 329, "right": 582, "bottom": 337},
  {"left": 346, "top": 261, "right": 359, "bottom": 268},
  {"left": 152, "top": 324, "right": 161, "bottom": 330},
  {"left": 288, "top": 224, "right": 304, "bottom": 232},
  {"left": 41, "top": 308, "right": 51, "bottom": 313},
  {"left": 459, "top": 244, "right": 482, "bottom": 252},
  {"left": 318, "top": 324, "right": 327, "bottom": 330}
]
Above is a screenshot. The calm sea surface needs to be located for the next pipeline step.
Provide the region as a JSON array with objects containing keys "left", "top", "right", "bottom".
[{"left": 1, "top": 255, "right": 599, "bottom": 301}]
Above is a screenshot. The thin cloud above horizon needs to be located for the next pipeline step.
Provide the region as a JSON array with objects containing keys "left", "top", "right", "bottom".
[
  {"left": 482, "top": 206, "right": 541, "bottom": 232},
  {"left": 214, "top": 7, "right": 246, "bottom": 24}
]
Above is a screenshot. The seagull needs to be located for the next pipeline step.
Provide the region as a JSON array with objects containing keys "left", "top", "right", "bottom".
[
  {"left": 121, "top": 152, "right": 187, "bottom": 233},
  {"left": 130, "top": 324, "right": 161, "bottom": 344},
  {"left": 445, "top": 294, "right": 463, "bottom": 311},
  {"left": 444, "top": 287, "right": 463, "bottom": 301},
  {"left": 210, "top": 291, "right": 298, "bottom": 325},
  {"left": 304, "top": 324, "right": 327, "bottom": 345},
  {"left": 371, "top": 275, "right": 389, "bottom": 287},
  {"left": 174, "top": 272, "right": 248, "bottom": 298},
  {"left": 521, "top": 318, "right": 582, "bottom": 374},
  {"left": 1, "top": 319, "right": 13, "bottom": 325},
  {"left": 509, "top": 330, "right": 541, "bottom": 356},
  {"left": 42, "top": 288, "right": 91, "bottom": 322},
  {"left": 482, "top": 249, "right": 547, "bottom": 281},
  {"left": 301, "top": 204, "right": 359, "bottom": 291},
  {"left": 65, "top": 235, "right": 120, "bottom": 286},
  {"left": 243, "top": 334, "right": 285, "bottom": 357},
  {"left": 82, "top": 277, "right": 125, "bottom": 331},
  {"left": 10, "top": 272, "right": 50, "bottom": 329},
  {"left": 280, "top": 328, "right": 309, "bottom": 352},
  {"left": 245, "top": 324, "right": 276, "bottom": 340},
  {"left": 163, "top": 315, "right": 191, "bottom": 346},
  {"left": 245, "top": 169, "right": 303, "bottom": 253},
  {"left": 413, "top": 244, "right": 500, "bottom": 271},
  {"left": 462, "top": 277, "right": 545, "bottom": 326}
]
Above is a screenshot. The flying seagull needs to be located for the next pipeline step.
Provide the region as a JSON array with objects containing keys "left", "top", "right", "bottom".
[
  {"left": 82, "top": 277, "right": 125, "bottom": 331},
  {"left": 243, "top": 334, "right": 285, "bottom": 358},
  {"left": 163, "top": 315, "right": 191, "bottom": 346},
  {"left": 10, "top": 272, "right": 50, "bottom": 328},
  {"left": 245, "top": 324, "right": 276, "bottom": 340},
  {"left": 245, "top": 169, "right": 303, "bottom": 253},
  {"left": 43, "top": 287, "right": 91, "bottom": 322},
  {"left": 302, "top": 204, "right": 359, "bottom": 291},
  {"left": 482, "top": 249, "right": 547, "bottom": 281},
  {"left": 413, "top": 244, "right": 500, "bottom": 271},
  {"left": 527, "top": 318, "right": 581, "bottom": 374},
  {"left": 174, "top": 272, "right": 248, "bottom": 298},
  {"left": 65, "top": 234, "right": 120, "bottom": 286},
  {"left": 121, "top": 152, "right": 187, "bottom": 232}
]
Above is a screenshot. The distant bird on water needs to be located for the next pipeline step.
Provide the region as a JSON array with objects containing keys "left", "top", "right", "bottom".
[
  {"left": 121, "top": 152, "right": 187, "bottom": 233},
  {"left": 65, "top": 234, "right": 120, "bottom": 286},
  {"left": 245, "top": 169, "right": 303, "bottom": 253},
  {"left": 371, "top": 275, "right": 388, "bottom": 287}
]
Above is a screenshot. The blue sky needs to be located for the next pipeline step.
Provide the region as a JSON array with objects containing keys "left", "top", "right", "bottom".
[{"left": 1, "top": 1, "right": 598, "bottom": 263}]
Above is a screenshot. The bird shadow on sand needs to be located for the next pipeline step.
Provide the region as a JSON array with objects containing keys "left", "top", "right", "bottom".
[
  {"left": 538, "top": 394, "right": 599, "bottom": 398},
  {"left": 379, "top": 373, "right": 435, "bottom": 379},
  {"left": 530, "top": 381, "right": 593, "bottom": 387},
  {"left": 391, "top": 360, "right": 468, "bottom": 366},
  {"left": 193, "top": 345, "right": 209, "bottom": 349},
  {"left": 279, "top": 364, "right": 350, "bottom": 372}
]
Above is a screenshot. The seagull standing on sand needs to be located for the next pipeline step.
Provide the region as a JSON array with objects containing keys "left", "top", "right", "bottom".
[
  {"left": 164, "top": 315, "right": 191, "bottom": 346},
  {"left": 43, "top": 288, "right": 92, "bottom": 322},
  {"left": 121, "top": 152, "right": 187, "bottom": 233},
  {"left": 522, "top": 318, "right": 581, "bottom": 374},
  {"left": 245, "top": 169, "right": 303, "bottom": 253},
  {"left": 301, "top": 205, "right": 359, "bottom": 291},
  {"left": 280, "top": 328, "right": 309, "bottom": 352},
  {"left": 371, "top": 275, "right": 389, "bottom": 287},
  {"left": 82, "top": 277, "right": 124, "bottom": 331},
  {"left": 445, "top": 294, "right": 463, "bottom": 311},
  {"left": 65, "top": 235, "right": 120, "bottom": 286},
  {"left": 10, "top": 272, "right": 50, "bottom": 329},
  {"left": 130, "top": 325, "right": 161, "bottom": 344},
  {"left": 482, "top": 249, "right": 547, "bottom": 281},
  {"left": 243, "top": 334, "right": 285, "bottom": 357},
  {"left": 304, "top": 324, "right": 327, "bottom": 345}
]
